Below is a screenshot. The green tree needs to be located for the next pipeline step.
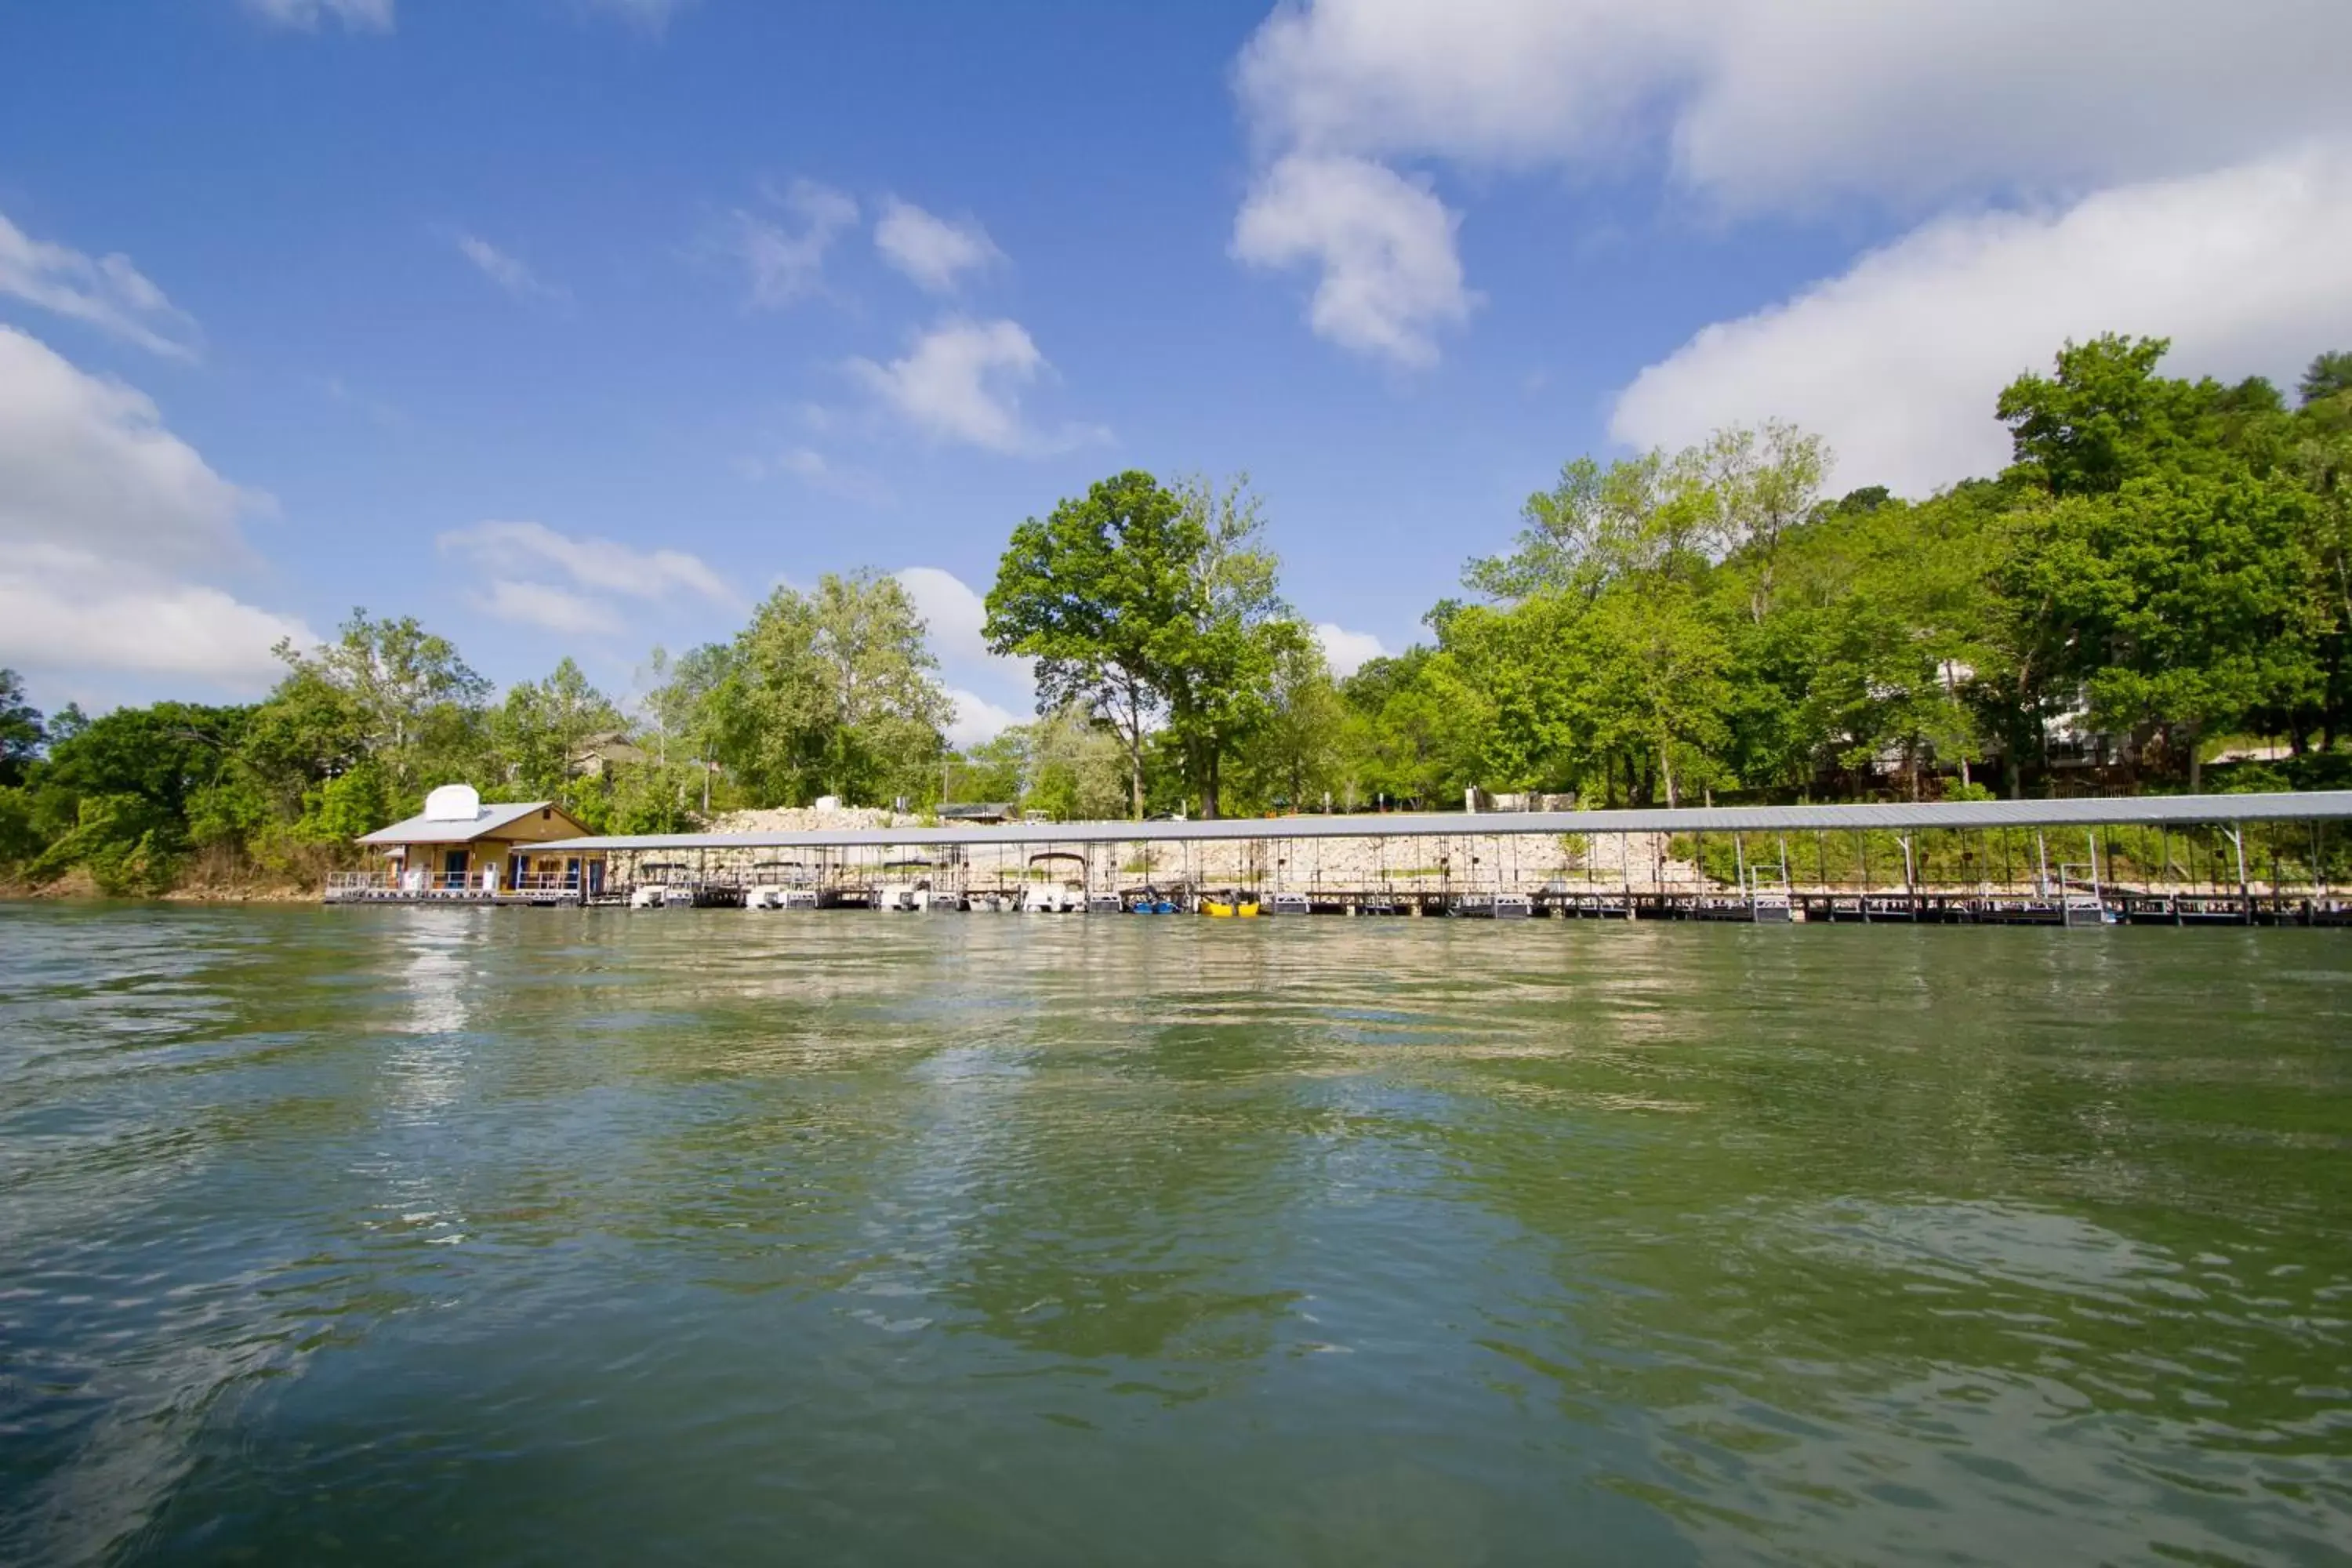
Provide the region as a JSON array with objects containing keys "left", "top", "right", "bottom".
[
  {"left": 1997, "top": 334, "right": 2226, "bottom": 499},
  {"left": 0, "top": 670, "right": 42, "bottom": 787},
  {"left": 2293, "top": 386, "right": 2352, "bottom": 748},
  {"left": 2300, "top": 350, "right": 2352, "bottom": 407},
  {"left": 1160, "top": 474, "right": 1308, "bottom": 816},
  {"left": 296, "top": 764, "right": 393, "bottom": 844},
  {"left": 985, "top": 470, "right": 1302, "bottom": 819},
  {"left": 1336, "top": 648, "right": 1476, "bottom": 808},
  {"left": 1464, "top": 435, "right": 1751, "bottom": 804},
  {"left": 1994, "top": 338, "right": 2323, "bottom": 786},
  {"left": 273, "top": 610, "right": 489, "bottom": 797},
  {"left": 721, "top": 571, "right": 950, "bottom": 806},
  {"left": 1697, "top": 419, "right": 1830, "bottom": 624},
  {"left": 949, "top": 731, "right": 1026, "bottom": 804},
  {"left": 1018, "top": 701, "right": 1132, "bottom": 821},
  {"left": 493, "top": 657, "right": 626, "bottom": 805},
  {"left": 642, "top": 642, "right": 741, "bottom": 812},
  {"left": 1232, "top": 641, "right": 1347, "bottom": 811},
  {"left": 605, "top": 760, "right": 704, "bottom": 833},
  {"left": 25, "top": 702, "right": 249, "bottom": 890},
  {"left": 238, "top": 662, "right": 372, "bottom": 821},
  {"left": 985, "top": 470, "right": 1200, "bottom": 818},
  {"left": 0, "top": 785, "right": 36, "bottom": 873}
]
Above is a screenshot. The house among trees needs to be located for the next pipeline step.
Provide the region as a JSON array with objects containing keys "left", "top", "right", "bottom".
[
  {"left": 356, "top": 784, "right": 602, "bottom": 893},
  {"left": 568, "top": 731, "right": 648, "bottom": 779}
]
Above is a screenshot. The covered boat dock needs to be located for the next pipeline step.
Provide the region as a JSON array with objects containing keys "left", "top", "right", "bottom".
[{"left": 490, "top": 789, "right": 2352, "bottom": 925}]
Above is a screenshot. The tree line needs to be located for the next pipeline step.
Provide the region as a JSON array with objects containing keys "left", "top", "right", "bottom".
[{"left": 3, "top": 332, "right": 2348, "bottom": 895}]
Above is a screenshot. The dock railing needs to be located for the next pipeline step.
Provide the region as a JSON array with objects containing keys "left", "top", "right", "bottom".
[{"left": 324, "top": 867, "right": 586, "bottom": 902}]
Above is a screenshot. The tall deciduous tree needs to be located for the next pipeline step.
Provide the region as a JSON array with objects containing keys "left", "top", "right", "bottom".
[
  {"left": 1232, "top": 642, "right": 1347, "bottom": 811},
  {"left": 272, "top": 610, "right": 489, "bottom": 800},
  {"left": 722, "top": 571, "right": 951, "bottom": 805},
  {"left": 495, "top": 658, "right": 625, "bottom": 806},
  {"left": 985, "top": 470, "right": 1200, "bottom": 819},
  {"left": 1162, "top": 474, "right": 1307, "bottom": 817},
  {"left": 1995, "top": 336, "right": 2322, "bottom": 785}
]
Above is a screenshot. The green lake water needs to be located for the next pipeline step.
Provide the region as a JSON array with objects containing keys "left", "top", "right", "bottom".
[{"left": 2, "top": 904, "right": 2349, "bottom": 1565}]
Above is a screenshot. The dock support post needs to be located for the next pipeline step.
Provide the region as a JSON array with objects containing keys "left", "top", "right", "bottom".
[{"left": 2228, "top": 822, "right": 2250, "bottom": 923}]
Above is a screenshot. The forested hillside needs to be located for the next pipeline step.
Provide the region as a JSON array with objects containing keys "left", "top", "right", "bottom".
[{"left": 5, "top": 333, "right": 2348, "bottom": 895}]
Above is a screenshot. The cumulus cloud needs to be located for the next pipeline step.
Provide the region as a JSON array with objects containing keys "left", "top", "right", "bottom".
[
  {"left": 437, "top": 521, "right": 735, "bottom": 621},
  {"left": 1232, "top": 154, "right": 1472, "bottom": 368},
  {"left": 0, "top": 328, "right": 252, "bottom": 564},
  {"left": 942, "top": 688, "right": 1024, "bottom": 750},
  {"left": 242, "top": 0, "right": 394, "bottom": 31},
  {"left": 1312, "top": 622, "right": 1388, "bottom": 678},
  {"left": 1228, "top": 0, "right": 2352, "bottom": 365},
  {"left": 471, "top": 580, "right": 622, "bottom": 638},
  {"left": 0, "top": 567, "right": 314, "bottom": 684},
  {"left": 0, "top": 328, "right": 312, "bottom": 690},
  {"left": 873, "top": 198, "right": 1003, "bottom": 294},
  {"left": 727, "top": 180, "right": 859, "bottom": 309},
  {"left": 1236, "top": 0, "right": 2352, "bottom": 211},
  {"left": 896, "top": 566, "right": 1036, "bottom": 743},
  {"left": 456, "top": 234, "right": 566, "bottom": 304},
  {"left": 897, "top": 566, "right": 1017, "bottom": 672},
  {"left": 848, "top": 318, "right": 1102, "bottom": 455},
  {"left": 1610, "top": 144, "right": 2352, "bottom": 497},
  {"left": 0, "top": 209, "right": 199, "bottom": 359}
]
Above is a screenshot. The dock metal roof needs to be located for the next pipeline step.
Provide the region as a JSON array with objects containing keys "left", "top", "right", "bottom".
[
  {"left": 538, "top": 789, "right": 2352, "bottom": 853},
  {"left": 359, "top": 800, "right": 574, "bottom": 845}
]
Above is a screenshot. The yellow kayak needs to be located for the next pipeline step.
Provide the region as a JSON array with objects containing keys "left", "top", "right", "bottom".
[{"left": 1202, "top": 900, "right": 1261, "bottom": 918}]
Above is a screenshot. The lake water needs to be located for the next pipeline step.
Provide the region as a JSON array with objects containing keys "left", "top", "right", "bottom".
[{"left": 2, "top": 905, "right": 2349, "bottom": 1566}]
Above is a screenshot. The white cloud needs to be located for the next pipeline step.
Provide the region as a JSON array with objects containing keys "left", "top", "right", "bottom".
[
  {"left": 0, "top": 567, "right": 314, "bottom": 685},
  {"left": 728, "top": 180, "right": 858, "bottom": 309},
  {"left": 1312, "top": 622, "right": 1388, "bottom": 678},
  {"left": 1235, "top": 0, "right": 2352, "bottom": 212},
  {"left": 471, "top": 580, "right": 622, "bottom": 638},
  {"left": 1610, "top": 144, "right": 2352, "bottom": 497},
  {"left": 873, "top": 198, "right": 1003, "bottom": 294},
  {"left": 743, "top": 445, "right": 893, "bottom": 505},
  {"left": 0, "top": 328, "right": 310, "bottom": 691},
  {"left": 1232, "top": 154, "right": 1471, "bottom": 368},
  {"left": 0, "top": 328, "right": 253, "bottom": 564},
  {"left": 243, "top": 0, "right": 394, "bottom": 32},
  {"left": 456, "top": 234, "right": 565, "bottom": 304},
  {"left": 896, "top": 566, "right": 1036, "bottom": 743},
  {"left": 1227, "top": 0, "right": 2352, "bottom": 365},
  {"left": 437, "top": 521, "right": 735, "bottom": 608},
  {"left": 0, "top": 209, "right": 198, "bottom": 359},
  {"left": 848, "top": 318, "right": 1102, "bottom": 455},
  {"left": 775, "top": 447, "right": 830, "bottom": 481},
  {"left": 943, "top": 688, "right": 1023, "bottom": 750},
  {"left": 896, "top": 567, "right": 1013, "bottom": 671}
]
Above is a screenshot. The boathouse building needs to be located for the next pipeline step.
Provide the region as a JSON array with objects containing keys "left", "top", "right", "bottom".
[{"left": 354, "top": 785, "right": 602, "bottom": 895}]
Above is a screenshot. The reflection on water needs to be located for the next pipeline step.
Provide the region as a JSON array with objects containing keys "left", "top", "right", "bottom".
[{"left": 1, "top": 905, "right": 2347, "bottom": 1565}]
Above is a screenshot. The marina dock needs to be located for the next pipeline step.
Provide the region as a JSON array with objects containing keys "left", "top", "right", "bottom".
[{"left": 324, "top": 791, "right": 2352, "bottom": 926}]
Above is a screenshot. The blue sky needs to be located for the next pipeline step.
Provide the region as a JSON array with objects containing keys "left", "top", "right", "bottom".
[{"left": 5, "top": 1, "right": 2350, "bottom": 742}]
